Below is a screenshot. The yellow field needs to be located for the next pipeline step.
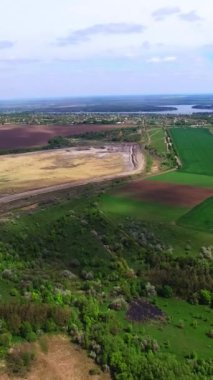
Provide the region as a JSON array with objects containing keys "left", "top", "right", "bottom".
[{"left": 0, "top": 145, "right": 136, "bottom": 196}]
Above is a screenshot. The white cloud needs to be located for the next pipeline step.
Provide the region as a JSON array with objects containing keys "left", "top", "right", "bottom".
[
  {"left": 152, "top": 7, "right": 180, "bottom": 21},
  {"left": 147, "top": 56, "right": 177, "bottom": 63},
  {"left": 179, "top": 11, "right": 202, "bottom": 22},
  {"left": 164, "top": 56, "right": 177, "bottom": 62},
  {"left": 0, "top": 40, "right": 15, "bottom": 49},
  {"left": 57, "top": 23, "right": 146, "bottom": 46}
]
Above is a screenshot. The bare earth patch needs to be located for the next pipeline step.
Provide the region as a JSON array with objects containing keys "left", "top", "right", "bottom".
[
  {"left": 127, "top": 299, "right": 165, "bottom": 323},
  {"left": 0, "top": 335, "right": 111, "bottom": 380},
  {"left": 119, "top": 180, "right": 213, "bottom": 207},
  {"left": 0, "top": 123, "right": 131, "bottom": 149},
  {"left": 0, "top": 144, "right": 144, "bottom": 203}
]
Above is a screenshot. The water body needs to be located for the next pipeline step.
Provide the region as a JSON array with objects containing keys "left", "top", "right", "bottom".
[
  {"left": 1, "top": 95, "right": 213, "bottom": 115},
  {"left": 142, "top": 105, "right": 213, "bottom": 115}
]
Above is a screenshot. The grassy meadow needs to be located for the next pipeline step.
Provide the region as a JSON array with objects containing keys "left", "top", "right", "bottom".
[
  {"left": 149, "top": 128, "right": 167, "bottom": 156},
  {"left": 149, "top": 171, "right": 213, "bottom": 188},
  {"left": 99, "top": 194, "right": 188, "bottom": 223},
  {"left": 178, "top": 197, "right": 213, "bottom": 232},
  {"left": 168, "top": 128, "right": 213, "bottom": 176}
]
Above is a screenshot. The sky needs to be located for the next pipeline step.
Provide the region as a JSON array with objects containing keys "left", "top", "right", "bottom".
[{"left": 0, "top": 0, "right": 212, "bottom": 99}]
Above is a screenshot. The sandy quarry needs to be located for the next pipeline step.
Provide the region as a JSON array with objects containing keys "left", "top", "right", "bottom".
[
  {"left": 0, "top": 335, "right": 111, "bottom": 380},
  {"left": 0, "top": 144, "right": 144, "bottom": 204}
]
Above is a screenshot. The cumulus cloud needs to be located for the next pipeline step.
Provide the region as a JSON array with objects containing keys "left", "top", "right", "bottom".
[
  {"left": 152, "top": 7, "right": 202, "bottom": 23},
  {"left": 152, "top": 7, "right": 180, "bottom": 21},
  {"left": 0, "top": 40, "right": 15, "bottom": 49},
  {"left": 57, "top": 23, "right": 146, "bottom": 45},
  {"left": 147, "top": 56, "right": 177, "bottom": 63},
  {"left": 179, "top": 11, "right": 202, "bottom": 22}
]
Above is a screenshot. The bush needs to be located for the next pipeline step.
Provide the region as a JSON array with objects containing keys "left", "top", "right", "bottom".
[
  {"left": 6, "top": 347, "right": 35, "bottom": 377},
  {"left": 26, "top": 331, "right": 37, "bottom": 343},
  {"left": 176, "top": 320, "right": 185, "bottom": 329},
  {"left": 0, "top": 332, "right": 12, "bottom": 347},
  {"left": 109, "top": 297, "right": 128, "bottom": 311},
  {"left": 206, "top": 329, "right": 213, "bottom": 338},
  {"left": 20, "top": 322, "right": 33, "bottom": 339},
  {"left": 10, "top": 288, "right": 19, "bottom": 297},
  {"left": 199, "top": 289, "right": 212, "bottom": 306},
  {"left": 145, "top": 282, "right": 156, "bottom": 297},
  {"left": 89, "top": 368, "right": 101, "bottom": 376},
  {"left": 44, "top": 319, "right": 57, "bottom": 333},
  {"left": 141, "top": 337, "right": 159, "bottom": 353},
  {"left": 158, "top": 285, "right": 173, "bottom": 298}
]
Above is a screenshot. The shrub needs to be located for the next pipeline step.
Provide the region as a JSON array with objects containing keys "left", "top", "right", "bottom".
[
  {"left": 2, "top": 269, "right": 13, "bottom": 280},
  {"left": 141, "top": 337, "right": 159, "bottom": 353},
  {"left": 176, "top": 320, "right": 185, "bottom": 329},
  {"left": 191, "top": 320, "right": 198, "bottom": 329},
  {"left": 199, "top": 289, "right": 212, "bottom": 306},
  {"left": 0, "top": 332, "right": 12, "bottom": 347},
  {"left": 89, "top": 368, "right": 101, "bottom": 376},
  {"left": 206, "top": 329, "right": 213, "bottom": 338},
  {"left": 39, "top": 337, "right": 49, "bottom": 353},
  {"left": 6, "top": 347, "right": 35, "bottom": 377},
  {"left": 158, "top": 285, "right": 173, "bottom": 298},
  {"left": 145, "top": 282, "right": 157, "bottom": 297},
  {"left": 109, "top": 297, "right": 128, "bottom": 311},
  {"left": 44, "top": 319, "right": 57, "bottom": 333},
  {"left": 20, "top": 322, "right": 33, "bottom": 339},
  {"left": 26, "top": 331, "right": 37, "bottom": 343}
]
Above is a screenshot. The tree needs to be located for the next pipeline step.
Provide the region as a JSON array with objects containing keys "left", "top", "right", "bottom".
[{"left": 199, "top": 289, "right": 212, "bottom": 305}]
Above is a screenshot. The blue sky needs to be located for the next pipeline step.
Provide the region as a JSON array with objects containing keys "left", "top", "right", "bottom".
[{"left": 0, "top": 0, "right": 212, "bottom": 99}]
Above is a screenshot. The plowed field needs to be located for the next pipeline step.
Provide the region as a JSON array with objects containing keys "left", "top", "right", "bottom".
[
  {"left": 0, "top": 123, "right": 129, "bottom": 149},
  {"left": 119, "top": 180, "right": 213, "bottom": 207}
]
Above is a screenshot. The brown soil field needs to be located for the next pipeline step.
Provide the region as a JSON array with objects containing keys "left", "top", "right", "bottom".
[
  {"left": 119, "top": 180, "right": 213, "bottom": 207},
  {"left": 0, "top": 335, "right": 111, "bottom": 380},
  {"left": 0, "top": 123, "right": 130, "bottom": 149},
  {"left": 0, "top": 144, "right": 144, "bottom": 203}
]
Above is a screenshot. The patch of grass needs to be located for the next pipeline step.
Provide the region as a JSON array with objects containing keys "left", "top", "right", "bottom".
[
  {"left": 169, "top": 128, "right": 213, "bottom": 176},
  {"left": 99, "top": 194, "right": 213, "bottom": 257},
  {"left": 137, "top": 298, "right": 213, "bottom": 360},
  {"left": 149, "top": 222, "right": 213, "bottom": 257},
  {"left": 99, "top": 194, "right": 188, "bottom": 223},
  {"left": 150, "top": 171, "right": 213, "bottom": 188},
  {"left": 178, "top": 197, "right": 213, "bottom": 232},
  {"left": 149, "top": 128, "right": 167, "bottom": 155},
  {"left": 0, "top": 279, "right": 14, "bottom": 300},
  {"left": 145, "top": 153, "right": 153, "bottom": 173}
]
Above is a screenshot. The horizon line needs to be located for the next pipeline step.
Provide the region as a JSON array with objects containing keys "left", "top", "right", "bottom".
[{"left": 0, "top": 92, "right": 213, "bottom": 103}]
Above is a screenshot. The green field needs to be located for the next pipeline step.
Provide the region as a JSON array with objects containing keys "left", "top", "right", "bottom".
[
  {"left": 139, "top": 298, "right": 213, "bottom": 359},
  {"left": 149, "top": 128, "right": 167, "bottom": 155},
  {"left": 150, "top": 171, "right": 213, "bottom": 188},
  {"left": 114, "top": 297, "right": 213, "bottom": 360},
  {"left": 99, "top": 193, "right": 213, "bottom": 257},
  {"left": 168, "top": 128, "right": 213, "bottom": 176},
  {"left": 99, "top": 194, "right": 188, "bottom": 223},
  {"left": 178, "top": 197, "right": 213, "bottom": 232}
]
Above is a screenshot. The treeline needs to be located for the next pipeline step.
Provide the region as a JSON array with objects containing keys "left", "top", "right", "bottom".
[
  {"left": 0, "top": 303, "right": 70, "bottom": 342},
  {"left": 144, "top": 250, "right": 213, "bottom": 304},
  {"left": 77, "top": 127, "right": 142, "bottom": 143}
]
